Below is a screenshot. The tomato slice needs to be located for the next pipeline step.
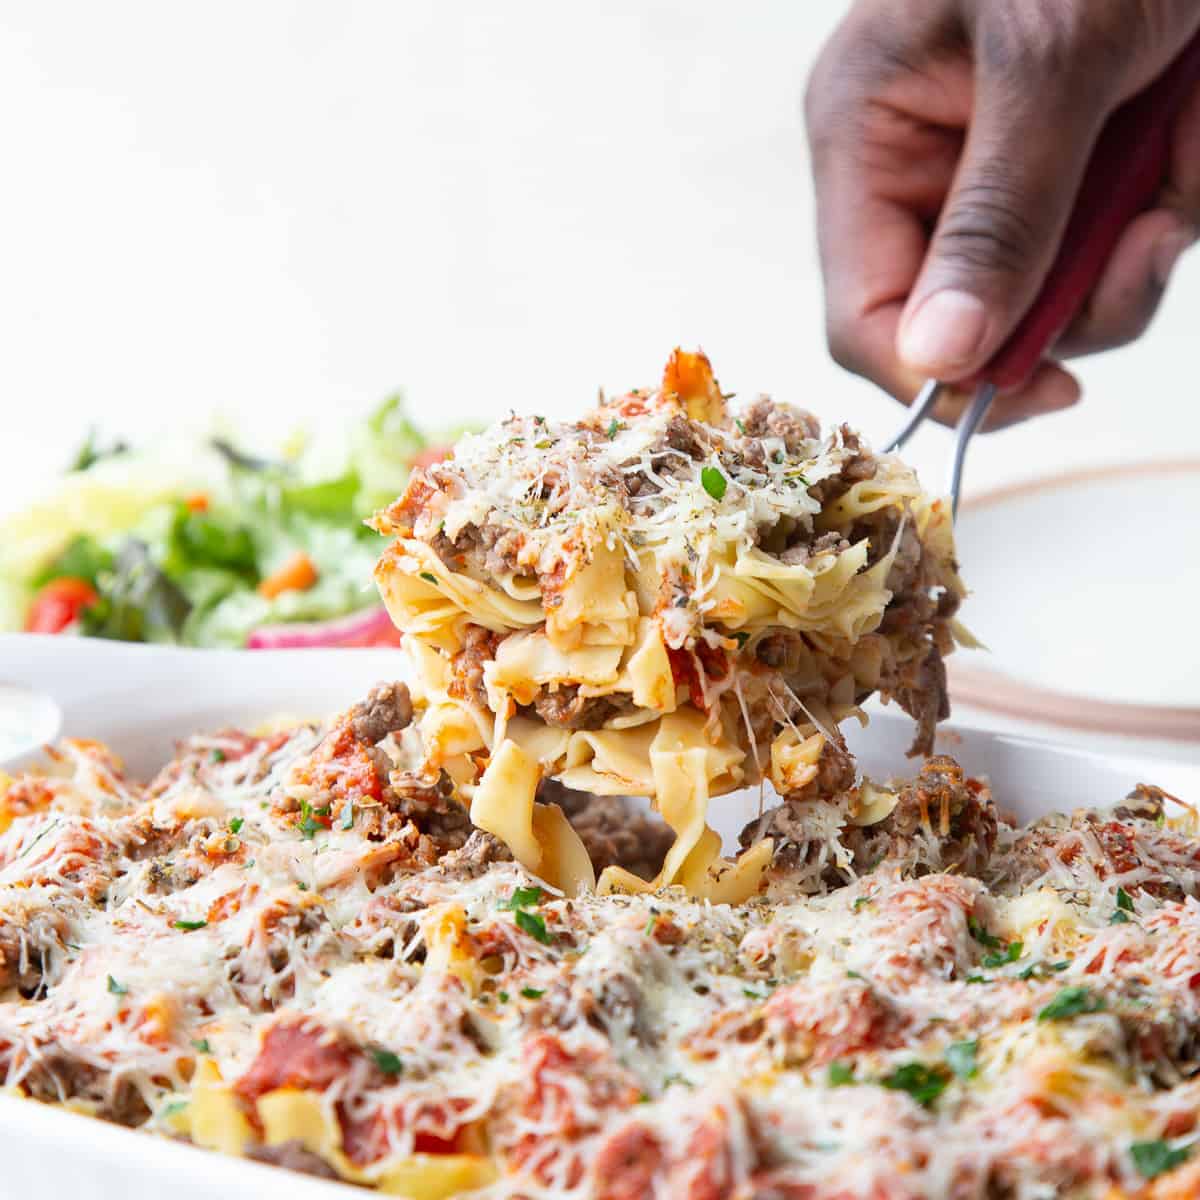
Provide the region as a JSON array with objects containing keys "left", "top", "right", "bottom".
[{"left": 24, "top": 577, "right": 99, "bottom": 634}]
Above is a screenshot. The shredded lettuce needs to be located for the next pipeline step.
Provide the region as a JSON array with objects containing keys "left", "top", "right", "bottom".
[{"left": 2, "top": 394, "right": 463, "bottom": 645}]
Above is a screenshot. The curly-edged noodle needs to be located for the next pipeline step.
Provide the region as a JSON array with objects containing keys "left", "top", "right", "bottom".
[
  {"left": 371, "top": 349, "right": 968, "bottom": 900},
  {"left": 469, "top": 738, "right": 595, "bottom": 896},
  {"left": 558, "top": 723, "right": 660, "bottom": 795},
  {"left": 187, "top": 1061, "right": 254, "bottom": 1157},
  {"left": 405, "top": 637, "right": 491, "bottom": 766},
  {"left": 470, "top": 740, "right": 543, "bottom": 868},
  {"left": 620, "top": 617, "right": 677, "bottom": 713},
  {"left": 423, "top": 904, "right": 480, "bottom": 988},
  {"left": 256, "top": 1089, "right": 346, "bottom": 1171},
  {"left": 530, "top": 801, "right": 597, "bottom": 897},
  {"left": 556, "top": 708, "right": 744, "bottom": 800},
  {"left": 543, "top": 514, "right": 639, "bottom": 651},
  {"left": 597, "top": 826, "right": 775, "bottom": 905},
  {"left": 193, "top": 1084, "right": 501, "bottom": 1195},
  {"left": 770, "top": 728, "right": 826, "bottom": 795},
  {"left": 676, "top": 827, "right": 775, "bottom": 904},
  {"left": 485, "top": 632, "right": 625, "bottom": 707},
  {"left": 375, "top": 540, "right": 543, "bottom": 648}
]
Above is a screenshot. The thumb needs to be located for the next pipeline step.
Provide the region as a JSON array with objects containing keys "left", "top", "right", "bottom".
[{"left": 897, "top": 67, "right": 1111, "bottom": 383}]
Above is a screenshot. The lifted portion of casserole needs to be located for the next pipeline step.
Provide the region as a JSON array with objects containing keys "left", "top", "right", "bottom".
[{"left": 372, "top": 350, "right": 966, "bottom": 899}]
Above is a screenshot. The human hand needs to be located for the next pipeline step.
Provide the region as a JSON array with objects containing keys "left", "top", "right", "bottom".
[{"left": 807, "top": 1, "right": 1200, "bottom": 428}]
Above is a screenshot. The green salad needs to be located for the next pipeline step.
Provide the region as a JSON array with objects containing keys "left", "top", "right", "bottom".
[{"left": 1, "top": 397, "right": 464, "bottom": 649}]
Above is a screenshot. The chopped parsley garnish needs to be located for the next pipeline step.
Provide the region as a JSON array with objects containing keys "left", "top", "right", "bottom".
[
  {"left": 297, "top": 881, "right": 309, "bottom": 891},
  {"left": 107, "top": 975, "right": 128, "bottom": 996},
  {"left": 341, "top": 803, "right": 354, "bottom": 830},
  {"left": 742, "top": 988, "right": 763, "bottom": 1000},
  {"left": 1038, "top": 986, "right": 1105, "bottom": 1022},
  {"left": 497, "top": 991, "right": 509, "bottom": 1003},
  {"left": 827, "top": 1062, "right": 855, "bottom": 1086},
  {"left": 1111, "top": 887, "right": 1136, "bottom": 923},
  {"left": 734, "top": 417, "right": 747, "bottom": 435},
  {"left": 191, "top": 1039, "right": 211, "bottom": 1054},
  {"left": 662, "top": 1073, "right": 693, "bottom": 1089},
  {"left": 644, "top": 914, "right": 657, "bottom": 937},
  {"left": 700, "top": 465, "right": 728, "bottom": 501},
  {"left": 982, "top": 940, "right": 1023, "bottom": 969},
  {"left": 370, "top": 1047, "right": 403, "bottom": 1076},
  {"left": 607, "top": 418, "right": 623, "bottom": 439},
  {"left": 1131, "top": 1140, "right": 1191, "bottom": 1180},
  {"left": 732, "top": 631, "right": 750, "bottom": 648},
  {"left": 297, "top": 800, "right": 329, "bottom": 839},
  {"left": 1018, "top": 959, "right": 1071, "bottom": 981},
  {"left": 880, "top": 1062, "right": 950, "bottom": 1108},
  {"left": 965, "top": 974, "right": 991, "bottom": 984},
  {"left": 845, "top": 969, "right": 865, "bottom": 981},
  {"left": 499, "top": 886, "right": 544, "bottom": 911},
  {"left": 173, "top": 919, "right": 208, "bottom": 932},
  {"left": 228, "top": 817, "right": 244, "bottom": 835},
  {"left": 967, "top": 917, "right": 1003, "bottom": 949},
  {"left": 209, "top": 749, "right": 226, "bottom": 764},
  {"left": 853, "top": 897, "right": 873, "bottom": 911},
  {"left": 419, "top": 572, "right": 438, "bottom": 585},
  {"left": 515, "top": 909, "right": 552, "bottom": 945},
  {"left": 945, "top": 1039, "right": 979, "bottom": 1080},
  {"left": 520, "top": 987, "right": 545, "bottom": 1000}
]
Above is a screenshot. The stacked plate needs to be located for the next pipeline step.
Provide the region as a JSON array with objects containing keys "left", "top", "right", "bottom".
[{"left": 950, "top": 460, "right": 1200, "bottom": 761}]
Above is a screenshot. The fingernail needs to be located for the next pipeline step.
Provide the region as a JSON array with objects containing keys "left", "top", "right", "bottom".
[
  {"left": 898, "top": 290, "right": 990, "bottom": 375},
  {"left": 1154, "top": 228, "right": 1195, "bottom": 288}
]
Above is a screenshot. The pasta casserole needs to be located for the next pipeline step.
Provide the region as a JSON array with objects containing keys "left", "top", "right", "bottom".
[
  {"left": 7, "top": 354, "right": 1192, "bottom": 1198},
  {"left": 1, "top": 701, "right": 1198, "bottom": 1198}
]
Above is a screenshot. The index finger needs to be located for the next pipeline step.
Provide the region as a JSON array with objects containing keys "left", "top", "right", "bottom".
[
  {"left": 809, "top": 104, "right": 1081, "bottom": 429},
  {"left": 810, "top": 137, "right": 936, "bottom": 407}
]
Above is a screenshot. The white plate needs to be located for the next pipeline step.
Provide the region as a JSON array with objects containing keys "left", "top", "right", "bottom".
[
  {"left": 951, "top": 461, "right": 1200, "bottom": 743},
  {"left": 1, "top": 633, "right": 1199, "bottom": 1199}
]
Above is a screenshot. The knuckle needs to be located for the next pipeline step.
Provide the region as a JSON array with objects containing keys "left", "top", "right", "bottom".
[
  {"left": 805, "top": 5, "right": 921, "bottom": 151},
  {"left": 975, "top": 2, "right": 1130, "bottom": 98},
  {"left": 936, "top": 169, "right": 1042, "bottom": 278}
]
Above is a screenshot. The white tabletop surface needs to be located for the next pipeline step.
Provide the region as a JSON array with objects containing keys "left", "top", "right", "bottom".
[{"left": 2, "top": 1, "right": 1199, "bottom": 758}]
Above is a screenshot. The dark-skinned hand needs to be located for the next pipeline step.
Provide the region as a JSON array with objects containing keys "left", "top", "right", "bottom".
[{"left": 806, "top": 1, "right": 1200, "bottom": 428}]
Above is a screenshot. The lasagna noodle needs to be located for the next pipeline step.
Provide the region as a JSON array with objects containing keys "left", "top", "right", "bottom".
[
  {"left": 188, "top": 1079, "right": 499, "bottom": 1195},
  {"left": 375, "top": 540, "right": 543, "bottom": 646},
  {"left": 543, "top": 518, "right": 638, "bottom": 652},
  {"left": 469, "top": 739, "right": 594, "bottom": 896}
]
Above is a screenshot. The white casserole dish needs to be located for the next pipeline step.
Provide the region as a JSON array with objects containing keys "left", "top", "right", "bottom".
[{"left": 1, "top": 634, "right": 1198, "bottom": 1199}]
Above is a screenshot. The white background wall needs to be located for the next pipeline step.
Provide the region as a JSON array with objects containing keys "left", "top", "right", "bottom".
[{"left": 3, "top": 0, "right": 1197, "bottom": 502}]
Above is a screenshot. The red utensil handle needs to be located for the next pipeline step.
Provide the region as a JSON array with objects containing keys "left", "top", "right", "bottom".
[{"left": 983, "top": 30, "right": 1200, "bottom": 391}]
